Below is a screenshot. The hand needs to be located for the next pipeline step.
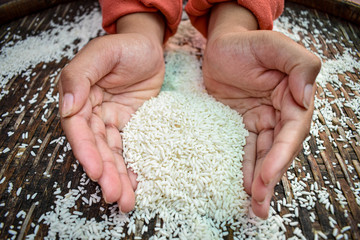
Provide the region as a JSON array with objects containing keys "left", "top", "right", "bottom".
[
  {"left": 204, "top": 2, "right": 321, "bottom": 218},
  {"left": 58, "top": 13, "right": 165, "bottom": 212}
]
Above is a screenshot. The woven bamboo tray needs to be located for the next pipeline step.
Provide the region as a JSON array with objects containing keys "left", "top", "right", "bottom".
[
  {"left": 0, "top": 0, "right": 359, "bottom": 239},
  {"left": 288, "top": 0, "right": 360, "bottom": 25}
]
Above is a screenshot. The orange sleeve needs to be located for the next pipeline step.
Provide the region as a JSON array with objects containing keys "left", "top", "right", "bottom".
[
  {"left": 99, "top": 0, "right": 183, "bottom": 42},
  {"left": 185, "top": 0, "right": 284, "bottom": 37}
]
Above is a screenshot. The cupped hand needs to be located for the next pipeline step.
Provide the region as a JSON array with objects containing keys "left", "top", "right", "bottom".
[
  {"left": 203, "top": 30, "right": 321, "bottom": 218},
  {"left": 59, "top": 31, "right": 165, "bottom": 212}
]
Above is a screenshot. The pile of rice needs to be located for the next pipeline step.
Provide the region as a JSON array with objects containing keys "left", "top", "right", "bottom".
[
  {"left": 120, "top": 51, "right": 285, "bottom": 239},
  {"left": 122, "top": 89, "right": 249, "bottom": 238}
]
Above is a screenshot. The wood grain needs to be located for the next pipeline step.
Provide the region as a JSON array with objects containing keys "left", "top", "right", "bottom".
[
  {"left": 0, "top": 0, "right": 359, "bottom": 239},
  {"left": 288, "top": 0, "right": 360, "bottom": 25}
]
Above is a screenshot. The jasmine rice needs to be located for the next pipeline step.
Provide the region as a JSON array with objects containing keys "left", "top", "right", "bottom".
[{"left": 122, "top": 90, "right": 249, "bottom": 239}]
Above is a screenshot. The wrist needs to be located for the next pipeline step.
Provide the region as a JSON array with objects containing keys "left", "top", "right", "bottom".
[
  {"left": 208, "top": 2, "right": 258, "bottom": 41},
  {"left": 116, "top": 12, "right": 165, "bottom": 45}
]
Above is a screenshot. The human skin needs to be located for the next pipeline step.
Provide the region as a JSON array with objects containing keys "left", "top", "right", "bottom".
[
  {"left": 59, "top": 12, "right": 165, "bottom": 212},
  {"left": 59, "top": 2, "right": 321, "bottom": 219},
  {"left": 204, "top": 2, "right": 321, "bottom": 218}
]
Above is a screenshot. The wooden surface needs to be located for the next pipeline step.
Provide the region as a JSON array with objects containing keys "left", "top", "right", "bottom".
[
  {"left": 288, "top": 0, "right": 360, "bottom": 25},
  {"left": 0, "top": 0, "right": 360, "bottom": 239},
  {"left": 0, "top": 0, "right": 72, "bottom": 24}
]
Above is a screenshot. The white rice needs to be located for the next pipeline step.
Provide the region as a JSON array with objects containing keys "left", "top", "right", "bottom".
[
  {"left": 16, "top": 3, "right": 359, "bottom": 239},
  {"left": 122, "top": 89, "right": 249, "bottom": 238}
]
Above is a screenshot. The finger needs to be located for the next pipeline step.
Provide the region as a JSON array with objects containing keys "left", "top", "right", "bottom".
[
  {"left": 250, "top": 129, "right": 276, "bottom": 220},
  {"left": 288, "top": 57, "right": 320, "bottom": 110},
  {"left": 260, "top": 89, "right": 312, "bottom": 187},
  {"left": 95, "top": 134, "right": 122, "bottom": 203},
  {"left": 88, "top": 114, "right": 123, "bottom": 203},
  {"left": 105, "top": 126, "right": 135, "bottom": 212},
  {"left": 100, "top": 157, "right": 136, "bottom": 213},
  {"left": 261, "top": 121, "right": 305, "bottom": 185},
  {"left": 61, "top": 102, "right": 103, "bottom": 181},
  {"left": 127, "top": 169, "right": 138, "bottom": 190},
  {"left": 252, "top": 91, "right": 312, "bottom": 217},
  {"left": 254, "top": 32, "right": 321, "bottom": 109},
  {"left": 59, "top": 36, "right": 120, "bottom": 118},
  {"left": 242, "top": 106, "right": 276, "bottom": 195},
  {"left": 59, "top": 67, "right": 90, "bottom": 118},
  {"left": 275, "top": 34, "right": 321, "bottom": 109},
  {"left": 118, "top": 166, "right": 136, "bottom": 213},
  {"left": 100, "top": 101, "right": 134, "bottom": 131},
  {"left": 250, "top": 129, "right": 274, "bottom": 204},
  {"left": 251, "top": 186, "right": 273, "bottom": 219},
  {"left": 105, "top": 125, "right": 123, "bottom": 154},
  {"left": 242, "top": 132, "right": 257, "bottom": 195}
]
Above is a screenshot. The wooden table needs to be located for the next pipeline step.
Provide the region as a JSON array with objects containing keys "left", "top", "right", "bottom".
[{"left": 0, "top": 0, "right": 359, "bottom": 239}]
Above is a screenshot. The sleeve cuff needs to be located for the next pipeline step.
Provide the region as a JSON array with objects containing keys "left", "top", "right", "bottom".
[
  {"left": 185, "top": 0, "right": 284, "bottom": 37},
  {"left": 99, "top": 0, "right": 183, "bottom": 43}
]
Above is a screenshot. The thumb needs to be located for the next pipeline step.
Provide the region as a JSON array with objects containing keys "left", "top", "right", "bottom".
[
  {"left": 58, "top": 36, "right": 120, "bottom": 117},
  {"left": 256, "top": 31, "right": 321, "bottom": 109},
  {"left": 58, "top": 67, "right": 90, "bottom": 118},
  {"left": 287, "top": 50, "right": 321, "bottom": 109},
  {"left": 274, "top": 33, "right": 322, "bottom": 109}
]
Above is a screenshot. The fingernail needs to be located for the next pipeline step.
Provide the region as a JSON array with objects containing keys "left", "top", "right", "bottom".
[
  {"left": 261, "top": 212, "right": 269, "bottom": 220},
  {"left": 62, "top": 93, "right": 74, "bottom": 117},
  {"left": 103, "top": 195, "right": 110, "bottom": 204},
  {"left": 119, "top": 206, "right": 124, "bottom": 214},
  {"left": 83, "top": 166, "right": 97, "bottom": 182},
  {"left": 303, "top": 84, "right": 313, "bottom": 109},
  {"left": 264, "top": 178, "right": 271, "bottom": 186},
  {"left": 89, "top": 176, "right": 97, "bottom": 182}
]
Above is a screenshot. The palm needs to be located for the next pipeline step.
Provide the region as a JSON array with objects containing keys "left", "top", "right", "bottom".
[
  {"left": 203, "top": 31, "right": 316, "bottom": 218},
  {"left": 60, "top": 34, "right": 164, "bottom": 211}
]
